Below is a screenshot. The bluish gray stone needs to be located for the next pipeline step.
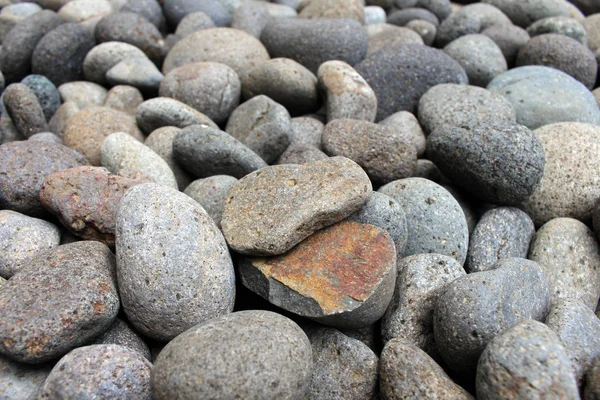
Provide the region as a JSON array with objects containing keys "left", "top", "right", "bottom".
[
  {"left": 21, "top": 75, "right": 61, "bottom": 122},
  {"left": 0, "top": 354, "right": 52, "bottom": 400}
]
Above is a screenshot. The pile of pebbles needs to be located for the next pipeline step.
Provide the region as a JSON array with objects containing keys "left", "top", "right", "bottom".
[{"left": 1, "top": 0, "right": 600, "bottom": 398}]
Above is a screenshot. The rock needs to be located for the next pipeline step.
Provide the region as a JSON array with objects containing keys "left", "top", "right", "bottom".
[
  {"left": 382, "top": 254, "right": 466, "bottom": 356},
  {"left": 83, "top": 42, "right": 148, "bottom": 86},
  {"left": 135, "top": 97, "right": 217, "bottom": 134},
  {"left": 239, "top": 220, "right": 396, "bottom": 328},
  {"left": 476, "top": 320, "right": 579, "bottom": 400},
  {"left": 365, "top": 6, "right": 386, "bottom": 25},
  {"left": 144, "top": 126, "right": 192, "bottom": 190},
  {"left": 2, "top": 83, "right": 48, "bottom": 137},
  {"left": 48, "top": 102, "right": 79, "bottom": 136},
  {"left": 175, "top": 11, "right": 215, "bottom": 37},
  {"left": 481, "top": 23, "right": 530, "bottom": 66},
  {"left": 160, "top": 62, "right": 240, "bottom": 124},
  {"left": 355, "top": 43, "right": 468, "bottom": 121},
  {"left": 119, "top": 0, "right": 166, "bottom": 33},
  {"left": 460, "top": 3, "right": 512, "bottom": 28},
  {"left": 412, "top": 159, "right": 442, "bottom": 182},
  {"left": 21, "top": 75, "right": 61, "bottom": 122},
  {"left": 0, "top": 210, "right": 60, "bottom": 279},
  {"left": 527, "top": 16, "right": 587, "bottom": 44},
  {"left": 0, "top": 354, "right": 52, "bottom": 400},
  {"left": 584, "top": 14, "right": 600, "bottom": 55},
  {"left": 57, "top": 0, "right": 112, "bottom": 24},
  {"left": 406, "top": 20, "right": 437, "bottom": 46},
  {"left": 367, "top": 26, "right": 424, "bottom": 56},
  {"left": 0, "top": 141, "right": 88, "bottom": 216},
  {"left": 116, "top": 183, "right": 235, "bottom": 341},
  {"left": 426, "top": 120, "right": 545, "bottom": 205},
  {"left": 487, "top": 66, "right": 600, "bottom": 130},
  {"left": 571, "top": 0, "right": 600, "bottom": 15},
  {"left": 276, "top": 144, "right": 329, "bottom": 165},
  {"left": 435, "top": 9, "right": 482, "bottom": 48},
  {"left": 0, "top": 241, "right": 119, "bottom": 363},
  {"left": 290, "top": 116, "right": 324, "bottom": 148},
  {"left": 106, "top": 56, "right": 164, "bottom": 93},
  {"left": 299, "top": 0, "right": 364, "bottom": 23},
  {"left": 434, "top": 258, "right": 552, "bottom": 374},
  {"left": 103, "top": 85, "right": 144, "bottom": 116},
  {"left": 379, "top": 111, "right": 427, "bottom": 157},
  {"left": 481, "top": 0, "right": 570, "bottom": 27},
  {"left": 28, "top": 132, "right": 62, "bottom": 144},
  {"left": 230, "top": 1, "right": 271, "bottom": 39},
  {"left": 39, "top": 345, "right": 151, "bottom": 399},
  {"left": 183, "top": 175, "right": 238, "bottom": 229},
  {"left": 380, "top": 339, "right": 474, "bottom": 400},
  {"left": 322, "top": 119, "right": 417, "bottom": 184},
  {"left": 388, "top": 8, "right": 440, "bottom": 27},
  {"left": 58, "top": 81, "right": 108, "bottom": 109},
  {"left": 522, "top": 122, "right": 600, "bottom": 225},
  {"left": 417, "top": 0, "right": 453, "bottom": 21},
  {"left": 163, "top": 28, "right": 270, "bottom": 79},
  {"left": 305, "top": 327, "right": 378, "bottom": 400},
  {"left": 260, "top": 18, "right": 368, "bottom": 74},
  {"left": 585, "top": 357, "right": 600, "bottom": 400},
  {"left": 0, "top": 3, "right": 42, "bottom": 44},
  {"left": 378, "top": 178, "right": 469, "bottom": 265},
  {"left": 466, "top": 207, "right": 535, "bottom": 273},
  {"left": 528, "top": 217, "right": 600, "bottom": 310},
  {"left": 163, "top": 0, "right": 231, "bottom": 27},
  {"left": 221, "top": 156, "right": 371, "bottom": 256},
  {"left": 93, "top": 318, "right": 151, "bottom": 360},
  {"left": 152, "top": 310, "right": 312, "bottom": 399}
]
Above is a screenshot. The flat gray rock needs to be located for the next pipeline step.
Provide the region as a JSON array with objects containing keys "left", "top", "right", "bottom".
[
  {"left": 183, "top": 175, "right": 239, "bottom": 229},
  {"left": 135, "top": 97, "right": 218, "bottom": 135}
]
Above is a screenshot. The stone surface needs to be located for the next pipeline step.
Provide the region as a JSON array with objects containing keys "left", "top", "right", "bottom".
[
  {"left": 93, "top": 318, "right": 151, "bottom": 361},
  {"left": 585, "top": 357, "right": 600, "bottom": 400},
  {"left": 299, "top": 0, "right": 364, "bottom": 23},
  {"left": 527, "top": 16, "right": 587, "bottom": 44},
  {"left": 106, "top": 56, "right": 165, "bottom": 93},
  {"left": 388, "top": 8, "right": 440, "bottom": 27},
  {"left": 152, "top": 310, "right": 313, "bottom": 399},
  {"left": 221, "top": 156, "right": 371, "bottom": 256},
  {"left": 103, "top": 85, "right": 144, "bottom": 116},
  {"left": 116, "top": 183, "right": 235, "bottom": 341},
  {"left": 183, "top": 175, "right": 238, "bottom": 229},
  {"left": 3, "top": 83, "right": 48, "bottom": 138},
  {"left": 367, "top": 25, "right": 424, "bottom": 56},
  {"left": 21, "top": 75, "right": 61, "bottom": 122},
  {"left": 379, "top": 111, "right": 427, "bottom": 157},
  {"left": 0, "top": 354, "right": 52, "bottom": 400},
  {"left": 163, "top": 0, "right": 231, "bottom": 27},
  {"left": 48, "top": 102, "right": 79, "bottom": 136},
  {"left": 83, "top": 41, "right": 148, "bottom": 86},
  {"left": 58, "top": 81, "right": 108, "bottom": 110},
  {"left": 481, "top": 0, "right": 571, "bottom": 28},
  {"left": 144, "top": 126, "right": 191, "bottom": 190},
  {"left": 57, "top": 0, "right": 112, "bottom": 23},
  {"left": 174, "top": 11, "right": 215, "bottom": 37},
  {"left": 481, "top": 23, "right": 530, "bottom": 66},
  {"left": 135, "top": 97, "right": 217, "bottom": 134},
  {"left": 290, "top": 116, "right": 324, "bottom": 149},
  {"left": 230, "top": 1, "right": 271, "bottom": 39},
  {"left": 276, "top": 144, "right": 329, "bottom": 165},
  {"left": 0, "top": 241, "right": 119, "bottom": 363}
]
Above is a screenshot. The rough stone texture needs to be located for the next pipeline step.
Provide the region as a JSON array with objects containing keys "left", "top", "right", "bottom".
[
  {"left": 93, "top": 318, "right": 151, "bottom": 361},
  {"left": 144, "top": 126, "right": 191, "bottom": 190},
  {"left": 0, "top": 141, "right": 88, "bottom": 216},
  {"left": 378, "top": 178, "right": 469, "bottom": 265},
  {"left": 379, "top": 111, "right": 427, "bottom": 157},
  {"left": 58, "top": 81, "right": 108, "bottom": 110},
  {"left": 57, "top": 0, "right": 112, "bottom": 23},
  {"left": 103, "top": 85, "right": 144, "bottom": 116},
  {"left": 3, "top": 83, "right": 49, "bottom": 138},
  {"left": 0, "top": 3, "right": 41, "bottom": 45},
  {"left": 523, "top": 122, "right": 600, "bottom": 225},
  {"left": 388, "top": 8, "right": 440, "bottom": 27},
  {"left": 183, "top": 175, "right": 238, "bottom": 229},
  {"left": 487, "top": 66, "right": 600, "bottom": 130},
  {"left": 260, "top": 18, "right": 368, "bottom": 74},
  {"left": 528, "top": 217, "right": 600, "bottom": 310},
  {"left": 39, "top": 344, "right": 152, "bottom": 399},
  {"left": 175, "top": 11, "right": 216, "bottom": 37},
  {"left": 159, "top": 61, "right": 241, "bottom": 124},
  {"left": 230, "top": 1, "right": 271, "bottom": 39},
  {"left": 0, "top": 241, "right": 119, "bottom": 363},
  {"left": 355, "top": 43, "right": 468, "bottom": 121},
  {"left": 276, "top": 144, "right": 329, "bottom": 165},
  {"left": 527, "top": 16, "right": 587, "bottom": 44},
  {"left": 83, "top": 42, "right": 148, "bottom": 86},
  {"left": 163, "top": 0, "right": 231, "bottom": 27},
  {"left": 418, "top": 83, "right": 516, "bottom": 134},
  {"left": 116, "top": 183, "right": 235, "bottom": 341},
  {"left": 225, "top": 95, "right": 291, "bottom": 163},
  {"left": 435, "top": 8, "right": 482, "bottom": 48},
  {"left": 481, "top": 0, "right": 571, "bottom": 28},
  {"left": 476, "top": 320, "right": 579, "bottom": 400},
  {"left": 21, "top": 74, "right": 61, "bottom": 122},
  {"left": 585, "top": 357, "right": 600, "bottom": 400},
  {"left": 367, "top": 25, "right": 424, "bottom": 56},
  {"left": 305, "top": 327, "right": 378, "bottom": 400},
  {"left": 290, "top": 116, "right": 324, "bottom": 149},
  {"left": 380, "top": 338, "right": 474, "bottom": 400},
  {"left": 40, "top": 166, "right": 152, "bottom": 247},
  {"left": 382, "top": 254, "right": 466, "bottom": 357},
  {"left": 322, "top": 119, "right": 417, "bottom": 185},
  {"left": 48, "top": 102, "right": 79, "bottom": 136},
  {"left": 105, "top": 55, "right": 165, "bottom": 94},
  {"left": 426, "top": 120, "right": 545, "bottom": 205},
  {"left": 239, "top": 221, "right": 396, "bottom": 328},
  {"left": 28, "top": 132, "right": 62, "bottom": 144},
  {"left": 412, "top": 159, "right": 442, "bottom": 182},
  {"left": 135, "top": 97, "right": 217, "bottom": 134},
  {"left": 466, "top": 207, "right": 535, "bottom": 273},
  {"left": 221, "top": 156, "right": 371, "bottom": 256},
  {"left": 0, "top": 353, "right": 51, "bottom": 399},
  {"left": 63, "top": 107, "right": 143, "bottom": 166},
  {"left": 434, "top": 258, "right": 552, "bottom": 375},
  {"left": 0, "top": 210, "right": 61, "bottom": 279},
  {"left": 481, "top": 23, "right": 530, "bottom": 67},
  {"left": 299, "top": 0, "right": 364, "bottom": 23},
  {"left": 242, "top": 58, "right": 319, "bottom": 117},
  {"left": 173, "top": 124, "right": 267, "bottom": 179},
  {"left": 152, "top": 310, "right": 313, "bottom": 400}
]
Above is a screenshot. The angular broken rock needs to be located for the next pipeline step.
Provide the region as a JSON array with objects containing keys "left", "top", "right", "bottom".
[
  {"left": 222, "top": 156, "right": 372, "bottom": 256},
  {"left": 238, "top": 220, "right": 396, "bottom": 329}
]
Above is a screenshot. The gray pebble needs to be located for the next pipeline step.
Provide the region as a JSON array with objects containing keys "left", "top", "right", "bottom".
[
  {"left": 387, "top": 7, "right": 440, "bottom": 27},
  {"left": 163, "top": 0, "right": 231, "bottom": 27},
  {"left": 183, "top": 175, "right": 238, "bottom": 228},
  {"left": 527, "top": 16, "right": 587, "bottom": 45},
  {"left": 28, "top": 132, "right": 62, "bottom": 144},
  {"left": 460, "top": 3, "right": 512, "bottom": 29},
  {"left": 481, "top": 0, "right": 570, "bottom": 28},
  {"left": 93, "top": 318, "right": 151, "bottom": 361},
  {"left": 290, "top": 116, "right": 324, "bottom": 148},
  {"left": 481, "top": 23, "right": 530, "bottom": 66},
  {"left": 367, "top": 25, "right": 424, "bottom": 56},
  {"left": 0, "top": 3, "right": 41, "bottom": 44},
  {"left": 21, "top": 75, "right": 61, "bottom": 122},
  {"left": 58, "top": 81, "right": 108, "bottom": 110},
  {"left": 412, "top": 159, "right": 442, "bottom": 182},
  {"left": 57, "top": 0, "right": 112, "bottom": 24},
  {"left": 406, "top": 19, "right": 437, "bottom": 46},
  {"left": 231, "top": 1, "right": 272, "bottom": 38},
  {"left": 436, "top": 9, "right": 482, "bottom": 48},
  {"left": 106, "top": 55, "right": 165, "bottom": 94},
  {"left": 416, "top": 0, "right": 452, "bottom": 21},
  {"left": 276, "top": 143, "right": 329, "bottom": 165},
  {"left": 365, "top": 6, "right": 386, "bottom": 25},
  {"left": 175, "top": 11, "right": 215, "bottom": 37},
  {"left": 119, "top": 0, "right": 166, "bottom": 33},
  {"left": 83, "top": 42, "right": 148, "bottom": 86},
  {"left": 298, "top": 0, "right": 364, "bottom": 23},
  {"left": 3, "top": 83, "right": 48, "bottom": 138},
  {"left": 379, "top": 111, "right": 426, "bottom": 157},
  {"left": 135, "top": 97, "right": 217, "bottom": 135},
  {"left": 0, "top": 354, "right": 52, "bottom": 400},
  {"left": 585, "top": 357, "right": 600, "bottom": 400},
  {"left": 144, "top": 126, "right": 192, "bottom": 190},
  {"left": 103, "top": 85, "right": 144, "bottom": 116}
]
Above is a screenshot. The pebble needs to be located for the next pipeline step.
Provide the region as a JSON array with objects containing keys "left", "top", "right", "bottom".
[
  {"left": 482, "top": 0, "right": 570, "bottom": 27},
  {"left": 434, "top": 257, "right": 552, "bottom": 374},
  {"left": 119, "top": 0, "right": 166, "bottom": 33},
  {"left": 28, "top": 132, "right": 62, "bottom": 144},
  {"left": 466, "top": 207, "right": 535, "bottom": 273},
  {"left": 0, "top": 241, "right": 120, "bottom": 363},
  {"left": 239, "top": 220, "right": 396, "bottom": 328},
  {"left": 290, "top": 116, "right": 324, "bottom": 148},
  {"left": 0, "top": 210, "right": 61, "bottom": 279},
  {"left": 412, "top": 159, "right": 442, "bottom": 182},
  {"left": 93, "top": 318, "right": 152, "bottom": 360},
  {"left": 298, "top": 0, "right": 364, "bottom": 23},
  {"left": 380, "top": 338, "right": 474, "bottom": 400},
  {"left": 527, "top": 16, "right": 588, "bottom": 45},
  {"left": 379, "top": 111, "right": 427, "bottom": 157},
  {"left": 2, "top": 83, "right": 49, "bottom": 138},
  {"left": 387, "top": 7, "right": 440, "bottom": 27},
  {"left": 435, "top": 9, "right": 482, "bottom": 48},
  {"left": 21, "top": 75, "right": 61, "bottom": 122},
  {"left": 57, "top": 0, "right": 112, "bottom": 24},
  {"left": 106, "top": 55, "right": 165, "bottom": 93},
  {"left": 0, "top": 140, "right": 88, "bottom": 216},
  {"left": 0, "top": 354, "right": 52, "bottom": 400},
  {"left": 39, "top": 344, "right": 152, "bottom": 400},
  {"left": 378, "top": 178, "right": 469, "bottom": 265},
  {"left": 58, "top": 81, "right": 108, "bottom": 110},
  {"left": 144, "top": 126, "right": 192, "bottom": 190},
  {"left": 183, "top": 175, "right": 238, "bottom": 228},
  {"left": 367, "top": 26, "right": 424, "bottom": 56},
  {"left": 175, "top": 11, "right": 215, "bottom": 37},
  {"left": 160, "top": 61, "right": 241, "bottom": 124},
  {"left": 83, "top": 42, "right": 148, "bottom": 86},
  {"left": 381, "top": 254, "right": 466, "bottom": 356},
  {"left": 163, "top": 0, "right": 231, "bottom": 27},
  {"left": 222, "top": 156, "right": 371, "bottom": 256},
  {"left": 528, "top": 217, "right": 600, "bottom": 310},
  {"left": 461, "top": 3, "right": 512, "bottom": 29},
  {"left": 103, "top": 85, "right": 144, "bottom": 116},
  {"left": 230, "top": 1, "right": 271, "bottom": 39},
  {"left": 355, "top": 43, "right": 468, "bottom": 120},
  {"left": 276, "top": 143, "right": 328, "bottom": 165},
  {"left": 487, "top": 66, "right": 600, "bottom": 130},
  {"left": 585, "top": 357, "right": 600, "bottom": 400},
  {"left": 584, "top": 14, "right": 600, "bottom": 56},
  {"left": 364, "top": 6, "right": 386, "bottom": 25},
  {"left": 0, "top": 3, "right": 42, "bottom": 44},
  {"left": 135, "top": 97, "right": 217, "bottom": 134},
  {"left": 406, "top": 20, "right": 437, "bottom": 46},
  {"left": 260, "top": 18, "right": 368, "bottom": 73},
  {"left": 476, "top": 320, "right": 579, "bottom": 400},
  {"left": 481, "top": 23, "right": 530, "bottom": 66},
  {"left": 48, "top": 101, "right": 79, "bottom": 136},
  {"left": 152, "top": 310, "right": 313, "bottom": 399}
]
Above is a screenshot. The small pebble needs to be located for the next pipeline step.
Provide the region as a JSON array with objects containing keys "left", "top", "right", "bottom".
[
  {"left": 379, "top": 111, "right": 427, "bottom": 157},
  {"left": 93, "top": 318, "right": 152, "bottom": 361},
  {"left": 290, "top": 116, "right": 324, "bottom": 149},
  {"left": 276, "top": 143, "right": 329, "bottom": 165},
  {"left": 144, "top": 126, "right": 192, "bottom": 190},
  {"left": 83, "top": 41, "right": 148, "bottom": 86},
  {"left": 0, "top": 354, "right": 52, "bottom": 400},
  {"left": 106, "top": 55, "right": 165, "bottom": 93},
  {"left": 298, "top": 0, "right": 364, "bottom": 23},
  {"left": 103, "top": 85, "right": 144, "bottom": 116},
  {"left": 21, "top": 75, "right": 61, "bottom": 122},
  {"left": 135, "top": 97, "right": 217, "bottom": 134},
  {"left": 183, "top": 175, "right": 238, "bottom": 228},
  {"left": 174, "top": 11, "right": 215, "bottom": 37},
  {"left": 527, "top": 16, "right": 588, "bottom": 44},
  {"left": 3, "top": 83, "right": 49, "bottom": 138}
]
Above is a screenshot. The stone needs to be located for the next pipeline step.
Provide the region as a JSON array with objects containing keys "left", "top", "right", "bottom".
[
  {"left": 48, "top": 102, "right": 79, "bottom": 136},
  {"left": 528, "top": 217, "right": 600, "bottom": 310},
  {"left": 106, "top": 56, "right": 165, "bottom": 93},
  {"left": 83, "top": 42, "right": 148, "bottom": 86},
  {"left": 163, "top": 0, "right": 231, "bottom": 27},
  {"left": 387, "top": 8, "right": 440, "bottom": 27},
  {"left": 260, "top": 18, "right": 368, "bottom": 74},
  {"left": 406, "top": 20, "right": 437, "bottom": 46},
  {"left": 152, "top": 311, "right": 312, "bottom": 399},
  {"left": 119, "top": 0, "right": 166, "bottom": 33},
  {"left": 28, "top": 132, "right": 62, "bottom": 144},
  {"left": 175, "top": 11, "right": 216, "bottom": 37},
  {"left": 39, "top": 345, "right": 151, "bottom": 399},
  {"left": 380, "top": 339, "right": 474, "bottom": 400},
  {"left": 412, "top": 159, "right": 442, "bottom": 182},
  {"left": 21, "top": 75, "right": 61, "bottom": 122},
  {"left": 93, "top": 318, "right": 151, "bottom": 361},
  {"left": 290, "top": 116, "right": 324, "bottom": 149},
  {"left": 0, "top": 241, "right": 119, "bottom": 363},
  {"left": 103, "top": 85, "right": 144, "bottom": 116},
  {"left": 355, "top": 43, "right": 468, "bottom": 121},
  {"left": 183, "top": 175, "right": 238, "bottom": 229},
  {"left": 435, "top": 9, "right": 482, "bottom": 48},
  {"left": 322, "top": 119, "right": 417, "bottom": 184},
  {"left": 159, "top": 62, "right": 240, "bottom": 124},
  {"left": 460, "top": 3, "right": 513, "bottom": 28},
  {"left": 116, "top": 183, "right": 235, "bottom": 341},
  {"left": 2, "top": 83, "right": 48, "bottom": 137},
  {"left": 144, "top": 126, "right": 192, "bottom": 190},
  {"left": 230, "top": 1, "right": 271, "bottom": 39},
  {"left": 364, "top": 6, "right": 385, "bottom": 25},
  {"left": 135, "top": 97, "right": 217, "bottom": 134},
  {"left": 299, "top": 0, "right": 364, "bottom": 23},
  {"left": 0, "top": 354, "right": 52, "bottom": 400},
  {"left": 0, "top": 141, "right": 88, "bottom": 216},
  {"left": 585, "top": 357, "right": 600, "bottom": 400},
  {"left": 222, "top": 156, "right": 371, "bottom": 256},
  {"left": 57, "top": 0, "right": 112, "bottom": 23},
  {"left": 481, "top": 23, "right": 530, "bottom": 66},
  {"left": 379, "top": 111, "right": 427, "bottom": 157},
  {"left": 434, "top": 258, "right": 552, "bottom": 374},
  {"left": 58, "top": 81, "right": 108, "bottom": 110},
  {"left": 0, "top": 3, "right": 42, "bottom": 44},
  {"left": 481, "top": 0, "right": 571, "bottom": 28},
  {"left": 476, "top": 320, "right": 579, "bottom": 400},
  {"left": 367, "top": 26, "right": 424, "bottom": 56},
  {"left": 466, "top": 207, "right": 535, "bottom": 273},
  {"left": 571, "top": 0, "right": 600, "bottom": 15},
  {"left": 416, "top": 0, "right": 452, "bottom": 21},
  {"left": 276, "top": 143, "right": 329, "bottom": 165},
  {"left": 379, "top": 178, "right": 469, "bottom": 265},
  {"left": 584, "top": 14, "right": 600, "bottom": 56},
  {"left": 527, "top": 16, "right": 587, "bottom": 44}
]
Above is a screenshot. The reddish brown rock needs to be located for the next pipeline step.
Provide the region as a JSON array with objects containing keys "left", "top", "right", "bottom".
[{"left": 40, "top": 166, "right": 153, "bottom": 246}]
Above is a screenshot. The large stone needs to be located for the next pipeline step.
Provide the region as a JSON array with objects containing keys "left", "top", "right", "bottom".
[
  {"left": 0, "top": 354, "right": 51, "bottom": 400},
  {"left": 83, "top": 42, "right": 148, "bottom": 86},
  {"left": 481, "top": 0, "right": 571, "bottom": 28}
]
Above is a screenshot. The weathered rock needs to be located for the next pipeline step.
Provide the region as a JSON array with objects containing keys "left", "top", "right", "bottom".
[
  {"left": 527, "top": 16, "right": 587, "bottom": 45},
  {"left": 174, "top": 11, "right": 215, "bottom": 37},
  {"left": 83, "top": 41, "right": 148, "bottom": 86},
  {"left": 481, "top": 0, "right": 570, "bottom": 28},
  {"left": 481, "top": 23, "right": 530, "bottom": 66},
  {"left": 163, "top": 0, "right": 231, "bottom": 27},
  {"left": 379, "top": 111, "right": 427, "bottom": 157},
  {"left": 585, "top": 357, "right": 600, "bottom": 400},
  {"left": 0, "top": 354, "right": 52, "bottom": 400},
  {"left": 367, "top": 25, "right": 424, "bottom": 56},
  {"left": 21, "top": 74, "right": 61, "bottom": 122},
  {"left": 135, "top": 97, "right": 217, "bottom": 134},
  {"left": 276, "top": 144, "right": 329, "bottom": 165},
  {"left": 58, "top": 81, "right": 108, "bottom": 110},
  {"left": 106, "top": 56, "right": 165, "bottom": 93},
  {"left": 144, "top": 126, "right": 191, "bottom": 190},
  {"left": 93, "top": 318, "right": 151, "bottom": 361},
  {"left": 290, "top": 116, "right": 324, "bottom": 148},
  {"left": 103, "top": 85, "right": 144, "bottom": 116},
  {"left": 3, "top": 83, "right": 49, "bottom": 138},
  {"left": 183, "top": 175, "right": 238, "bottom": 229}
]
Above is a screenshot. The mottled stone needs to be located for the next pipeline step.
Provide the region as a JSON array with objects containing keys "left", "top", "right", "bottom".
[
  {"left": 83, "top": 42, "right": 148, "bottom": 86},
  {"left": 379, "top": 111, "right": 426, "bottom": 157},
  {"left": 290, "top": 116, "right": 324, "bottom": 148},
  {"left": 481, "top": 23, "right": 530, "bottom": 66},
  {"left": 144, "top": 126, "right": 191, "bottom": 190},
  {"left": 175, "top": 11, "right": 215, "bottom": 37},
  {"left": 2, "top": 83, "right": 48, "bottom": 138},
  {"left": 163, "top": 0, "right": 231, "bottom": 27},
  {"left": 276, "top": 143, "right": 329, "bottom": 165},
  {"left": 299, "top": 0, "right": 364, "bottom": 23},
  {"left": 435, "top": 8, "right": 482, "bottom": 48},
  {"left": 527, "top": 16, "right": 587, "bottom": 44},
  {"left": 367, "top": 26, "right": 424, "bottom": 56},
  {"left": 93, "top": 318, "right": 151, "bottom": 361},
  {"left": 481, "top": 0, "right": 570, "bottom": 28},
  {"left": 58, "top": 81, "right": 108, "bottom": 110},
  {"left": 183, "top": 175, "right": 238, "bottom": 229},
  {"left": 585, "top": 357, "right": 600, "bottom": 400},
  {"left": 0, "top": 354, "right": 52, "bottom": 400},
  {"left": 103, "top": 85, "right": 144, "bottom": 116},
  {"left": 21, "top": 75, "right": 61, "bottom": 122},
  {"left": 48, "top": 101, "right": 79, "bottom": 136},
  {"left": 57, "top": 0, "right": 112, "bottom": 23},
  {"left": 135, "top": 97, "right": 217, "bottom": 134},
  {"left": 106, "top": 56, "right": 165, "bottom": 93},
  {"left": 388, "top": 8, "right": 440, "bottom": 27},
  {"left": 406, "top": 19, "right": 437, "bottom": 46}
]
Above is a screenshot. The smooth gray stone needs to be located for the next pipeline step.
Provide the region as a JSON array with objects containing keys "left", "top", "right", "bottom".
[
  {"left": 21, "top": 75, "right": 61, "bottom": 122},
  {"left": 163, "top": 0, "right": 231, "bottom": 27},
  {"left": 93, "top": 318, "right": 151, "bottom": 361},
  {"left": 527, "top": 16, "right": 587, "bottom": 45},
  {"left": 481, "top": 0, "right": 570, "bottom": 28},
  {"left": 0, "top": 354, "right": 52, "bottom": 400},
  {"left": 183, "top": 175, "right": 239, "bottom": 229},
  {"left": 83, "top": 42, "right": 147, "bottom": 86},
  {"left": 175, "top": 11, "right": 216, "bottom": 37},
  {"left": 135, "top": 97, "right": 218, "bottom": 134},
  {"left": 144, "top": 126, "right": 192, "bottom": 190}
]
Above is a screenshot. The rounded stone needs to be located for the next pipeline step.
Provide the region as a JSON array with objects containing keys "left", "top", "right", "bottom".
[
  {"left": 435, "top": 9, "right": 482, "bottom": 48},
  {"left": 174, "top": 11, "right": 215, "bottom": 37},
  {"left": 406, "top": 19, "right": 437, "bottom": 46},
  {"left": 481, "top": 23, "right": 530, "bottom": 66},
  {"left": 290, "top": 116, "right": 324, "bottom": 149},
  {"left": 163, "top": 0, "right": 231, "bottom": 27},
  {"left": 230, "top": 1, "right": 271, "bottom": 39},
  {"left": 299, "top": 0, "right": 364, "bottom": 23},
  {"left": 2, "top": 83, "right": 49, "bottom": 137},
  {"left": 119, "top": 0, "right": 166, "bottom": 33},
  {"left": 183, "top": 175, "right": 238, "bottom": 229},
  {"left": 527, "top": 16, "right": 587, "bottom": 44},
  {"left": 135, "top": 97, "right": 217, "bottom": 134},
  {"left": 28, "top": 132, "right": 62, "bottom": 144},
  {"left": 58, "top": 81, "right": 108, "bottom": 110},
  {"left": 481, "top": 0, "right": 570, "bottom": 27},
  {"left": 93, "top": 318, "right": 151, "bottom": 361},
  {"left": 366, "top": 25, "right": 424, "bottom": 56},
  {"left": 21, "top": 75, "right": 61, "bottom": 122},
  {"left": 144, "top": 126, "right": 192, "bottom": 190},
  {"left": 276, "top": 144, "right": 328, "bottom": 165},
  {"left": 105, "top": 55, "right": 165, "bottom": 94},
  {"left": 0, "top": 354, "right": 52, "bottom": 400},
  {"left": 379, "top": 111, "right": 427, "bottom": 157},
  {"left": 387, "top": 7, "right": 440, "bottom": 27},
  {"left": 83, "top": 42, "right": 148, "bottom": 86},
  {"left": 412, "top": 159, "right": 442, "bottom": 182},
  {"left": 57, "top": 0, "right": 112, "bottom": 23},
  {"left": 103, "top": 85, "right": 144, "bottom": 116},
  {"left": 585, "top": 357, "right": 600, "bottom": 400}
]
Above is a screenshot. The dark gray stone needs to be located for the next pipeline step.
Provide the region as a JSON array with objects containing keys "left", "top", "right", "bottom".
[
  {"left": 93, "top": 318, "right": 151, "bottom": 361},
  {"left": 481, "top": 23, "right": 530, "bottom": 66},
  {"left": 231, "top": 1, "right": 271, "bottom": 38},
  {"left": 163, "top": 0, "right": 231, "bottom": 27},
  {"left": 120, "top": 0, "right": 166, "bottom": 33},
  {"left": 481, "top": 0, "right": 571, "bottom": 28},
  {"left": 21, "top": 75, "right": 61, "bottom": 122},
  {"left": 276, "top": 144, "right": 329, "bottom": 165},
  {"left": 183, "top": 175, "right": 239, "bottom": 229},
  {"left": 2, "top": 83, "right": 48, "bottom": 138},
  {"left": 387, "top": 7, "right": 440, "bottom": 27},
  {"left": 436, "top": 9, "right": 482, "bottom": 48},
  {"left": 135, "top": 97, "right": 217, "bottom": 135},
  {"left": 367, "top": 25, "right": 424, "bottom": 56},
  {"left": 83, "top": 42, "right": 147, "bottom": 86}
]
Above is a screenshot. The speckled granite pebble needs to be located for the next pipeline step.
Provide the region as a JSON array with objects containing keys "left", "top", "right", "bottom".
[
  {"left": 3, "top": 83, "right": 49, "bottom": 138},
  {"left": 21, "top": 75, "right": 61, "bottom": 122},
  {"left": 144, "top": 126, "right": 191, "bottom": 190},
  {"left": 183, "top": 175, "right": 238, "bottom": 229},
  {"left": 0, "top": 354, "right": 52, "bottom": 400},
  {"left": 83, "top": 42, "right": 148, "bottom": 86},
  {"left": 379, "top": 111, "right": 426, "bottom": 157},
  {"left": 93, "top": 318, "right": 151, "bottom": 361}
]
